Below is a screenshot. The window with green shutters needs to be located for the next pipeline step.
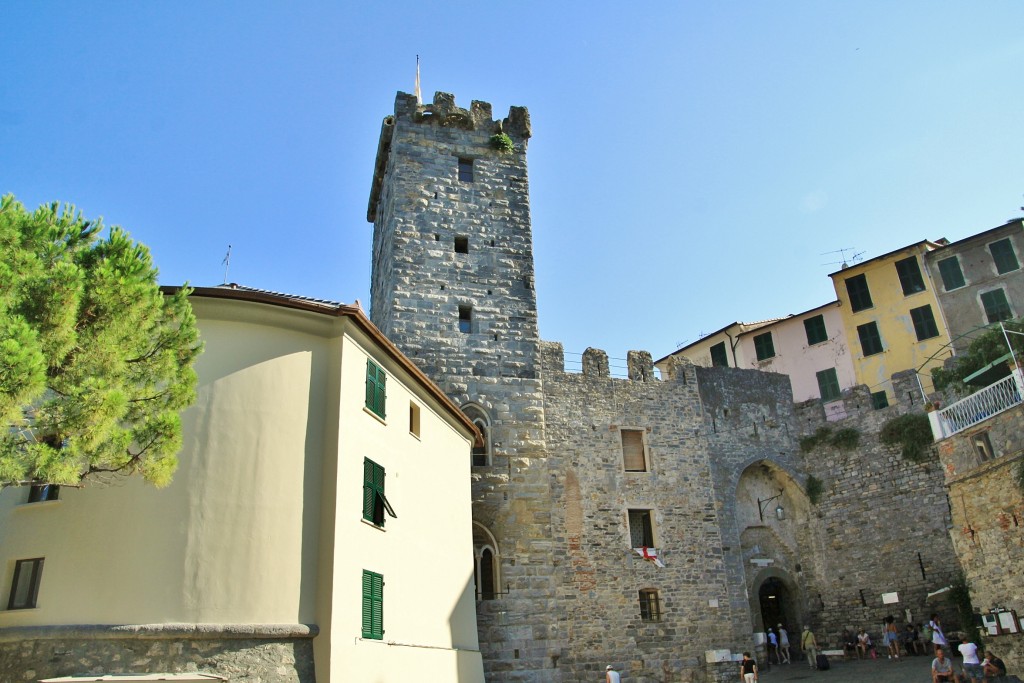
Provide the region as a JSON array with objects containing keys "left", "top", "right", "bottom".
[
  {"left": 804, "top": 315, "right": 828, "bottom": 346},
  {"left": 870, "top": 391, "right": 889, "bottom": 410},
  {"left": 981, "top": 289, "right": 1013, "bottom": 323},
  {"left": 845, "top": 274, "right": 873, "bottom": 312},
  {"left": 753, "top": 332, "right": 775, "bottom": 361},
  {"left": 990, "top": 238, "right": 1020, "bottom": 275},
  {"left": 365, "top": 359, "right": 386, "bottom": 418},
  {"left": 894, "top": 256, "right": 926, "bottom": 296},
  {"left": 362, "top": 458, "right": 395, "bottom": 527},
  {"left": 816, "top": 368, "right": 841, "bottom": 402},
  {"left": 909, "top": 305, "right": 940, "bottom": 341},
  {"left": 709, "top": 341, "right": 729, "bottom": 368},
  {"left": 361, "top": 570, "right": 384, "bottom": 639},
  {"left": 937, "top": 257, "right": 965, "bottom": 291},
  {"left": 857, "top": 321, "right": 884, "bottom": 357}
]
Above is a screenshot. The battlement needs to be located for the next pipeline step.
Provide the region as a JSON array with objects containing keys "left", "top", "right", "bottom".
[
  {"left": 392, "top": 91, "right": 531, "bottom": 138},
  {"left": 367, "top": 91, "right": 532, "bottom": 223}
]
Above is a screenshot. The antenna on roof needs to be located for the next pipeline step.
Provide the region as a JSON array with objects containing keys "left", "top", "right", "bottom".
[
  {"left": 222, "top": 245, "right": 232, "bottom": 284},
  {"left": 821, "top": 247, "right": 864, "bottom": 269}
]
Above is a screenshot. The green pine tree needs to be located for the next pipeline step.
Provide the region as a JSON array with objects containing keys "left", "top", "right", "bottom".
[{"left": 0, "top": 195, "right": 202, "bottom": 488}]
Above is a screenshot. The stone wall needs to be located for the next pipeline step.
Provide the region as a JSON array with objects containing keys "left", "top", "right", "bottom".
[
  {"left": 539, "top": 344, "right": 778, "bottom": 682},
  {"left": 794, "top": 374, "right": 959, "bottom": 646},
  {"left": 0, "top": 624, "right": 316, "bottom": 682},
  {"left": 938, "top": 401, "right": 1024, "bottom": 672}
]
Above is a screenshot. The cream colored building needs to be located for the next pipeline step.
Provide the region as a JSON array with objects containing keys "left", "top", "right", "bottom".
[{"left": 0, "top": 285, "right": 485, "bottom": 683}]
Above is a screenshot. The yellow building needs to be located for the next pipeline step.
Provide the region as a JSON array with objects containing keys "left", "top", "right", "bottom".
[
  {"left": 829, "top": 240, "right": 952, "bottom": 405},
  {"left": 0, "top": 285, "right": 485, "bottom": 683}
]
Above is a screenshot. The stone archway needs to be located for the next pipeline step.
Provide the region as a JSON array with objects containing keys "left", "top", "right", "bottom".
[{"left": 756, "top": 573, "right": 800, "bottom": 636}]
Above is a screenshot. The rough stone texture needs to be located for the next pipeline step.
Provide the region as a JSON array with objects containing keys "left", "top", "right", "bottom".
[
  {"left": 0, "top": 624, "right": 316, "bottom": 682},
  {"left": 542, "top": 342, "right": 739, "bottom": 681},
  {"left": 938, "top": 402, "right": 1024, "bottom": 672},
  {"left": 793, "top": 375, "right": 960, "bottom": 645},
  {"left": 365, "top": 90, "right": 966, "bottom": 682},
  {"left": 369, "top": 91, "right": 558, "bottom": 681}
]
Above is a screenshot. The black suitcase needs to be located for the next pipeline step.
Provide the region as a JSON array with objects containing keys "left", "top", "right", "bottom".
[{"left": 816, "top": 653, "right": 830, "bottom": 670}]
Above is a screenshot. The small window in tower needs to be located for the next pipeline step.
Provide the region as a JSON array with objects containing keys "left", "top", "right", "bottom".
[
  {"left": 459, "top": 305, "right": 473, "bottom": 334},
  {"left": 628, "top": 509, "right": 655, "bottom": 548},
  {"left": 639, "top": 588, "right": 662, "bottom": 621},
  {"left": 455, "top": 236, "right": 469, "bottom": 254},
  {"left": 458, "top": 158, "right": 474, "bottom": 183},
  {"left": 972, "top": 431, "right": 994, "bottom": 462}
]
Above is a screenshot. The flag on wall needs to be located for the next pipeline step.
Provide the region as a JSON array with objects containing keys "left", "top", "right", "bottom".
[{"left": 634, "top": 547, "right": 666, "bottom": 568}]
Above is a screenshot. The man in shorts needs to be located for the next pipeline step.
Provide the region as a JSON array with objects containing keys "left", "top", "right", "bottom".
[{"left": 959, "top": 639, "right": 983, "bottom": 681}]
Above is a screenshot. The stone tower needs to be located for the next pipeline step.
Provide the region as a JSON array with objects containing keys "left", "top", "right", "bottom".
[{"left": 367, "top": 91, "right": 561, "bottom": 680}]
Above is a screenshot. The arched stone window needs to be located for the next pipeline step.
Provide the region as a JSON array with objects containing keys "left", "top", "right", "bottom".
[
  {"left": 473, "top": 522, "right": 500, "bottom": 601},
  {"left": 463, "top": 403, "right": 491, "bottom": 467}
]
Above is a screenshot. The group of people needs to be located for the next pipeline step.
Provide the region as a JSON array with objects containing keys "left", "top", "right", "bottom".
[{"left": 734, "top": 613, "right": 1012, "bottom": 682}]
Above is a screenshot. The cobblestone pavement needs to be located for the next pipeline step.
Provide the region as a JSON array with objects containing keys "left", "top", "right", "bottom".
[{"left": 758, "top": 654, "right": 936, "bottom": 682}]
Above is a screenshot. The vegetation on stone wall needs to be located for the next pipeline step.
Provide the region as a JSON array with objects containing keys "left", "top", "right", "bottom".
[
  {"left": 950, "top": 575, "right": 983, "bottom": 646},
  {"left": 932, "top": 319, "right": 1024, "bottom": 396},
  {"left": 799, "top": 426, "right": 860, "bottom": 453},
  {"left": 490, "top": 132, "right": 515, "bottom": 152},
  {"left": 879, "top": 413, "right": 935, "bottom": 462},
  {"left": 806, "top": 474, "right": 824, "bottom": 505}
]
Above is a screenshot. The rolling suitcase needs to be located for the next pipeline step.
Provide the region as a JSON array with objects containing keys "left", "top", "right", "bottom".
[{"left": 816, "top": 653, "right": 830, "bottom": 670}]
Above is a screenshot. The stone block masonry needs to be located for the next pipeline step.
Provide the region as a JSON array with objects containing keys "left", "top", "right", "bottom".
[
  {"left": 793, "top": 374, "right": 958, "bottom": 645},
  {"left": 0, "top": 624, "right": 316, "bottom": 682},
  {"left": 938, "top": 400, "right": 1024, "bottom": 672}
]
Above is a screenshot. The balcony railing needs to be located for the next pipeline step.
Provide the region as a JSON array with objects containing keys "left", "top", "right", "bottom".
[{"left": 930, "top": 369, "right": 1024, "bottom": 440}]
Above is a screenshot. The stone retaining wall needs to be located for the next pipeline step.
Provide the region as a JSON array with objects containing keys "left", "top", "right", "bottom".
[{"left": 0, "top": 624, "right": 316, "bottom": 682}]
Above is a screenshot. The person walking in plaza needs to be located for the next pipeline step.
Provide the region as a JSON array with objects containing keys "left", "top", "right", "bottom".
[
  {"left": 959, "top": 639, "right": 983, "bottom": 681},
  {"left": 740, "top": 652, "right": 758, "bottom": 683},
  {"left": 606, "top": 664, "right": 621, "bottom": 682},
  {"left": 767, "top": 628, "right": 779, "bottom": 664},
  {"left": 801, "top": 625, "right": 818, "bottom": 670},
  {"left": 883, "top": 615, "right": 900, "bottom": 660},
  {"left": 777, "top": 624, "right": 791, "bottom": 664},
  {"left": 932, "top": 646, "right": 959, "bottom": 683}
]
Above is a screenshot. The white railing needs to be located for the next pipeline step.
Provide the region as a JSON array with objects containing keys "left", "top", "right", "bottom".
[{"left": 930, "top": 369, "right": 1024, "bottom": 440}]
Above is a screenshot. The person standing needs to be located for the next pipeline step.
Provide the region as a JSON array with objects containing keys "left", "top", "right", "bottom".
[
  {"left": 802, "top": 625, "right": 818, "bottom": 670},
  {"left": 883, "top": 615, "right": 900, "bottom": 660},
  {"left": 606, "top": 665, "right": 621, "bottom": 683},
  {"left": 930, "top": 613, "right": 949, "bottom": 648},
  {"left": 777, "top": 624, "right": 791, "bottom": 664},
  {"left": 740, "top": 652, "right": 758, "bottom": 683},
  {"left": 958, "top": 639, "right": 983, "bottom": 681},
  {"left": 767, "top": 628, "right": 779, "bottom": 664}
]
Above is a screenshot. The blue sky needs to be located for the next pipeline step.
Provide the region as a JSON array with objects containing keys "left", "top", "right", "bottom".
[{"left": 3, "top": 2, "right": 1023, "bottom": 367}]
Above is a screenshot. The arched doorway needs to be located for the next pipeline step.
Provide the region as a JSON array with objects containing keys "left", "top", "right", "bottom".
[{"left": 758, "top": 577, "right": 793, "bottom": 631}]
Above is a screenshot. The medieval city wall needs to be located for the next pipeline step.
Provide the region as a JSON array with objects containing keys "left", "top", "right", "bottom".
[
  {"left": 540, "top": 343, "right": 761, "bottom": 683},
  {"left": 691, "top": 364, "right": 819, "bottom": 647},
  {"left": 793, "top": 373, "right": 959, "bottom": 646}
]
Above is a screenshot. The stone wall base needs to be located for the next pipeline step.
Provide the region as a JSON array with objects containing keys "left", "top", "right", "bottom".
[{"left": 0, "top": 623, "right": 317, "bottom": 682}]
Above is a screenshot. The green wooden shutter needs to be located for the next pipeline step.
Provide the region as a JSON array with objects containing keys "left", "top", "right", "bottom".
[
  {"left": 362, "top": 459, "right": 375, "bottom": 522},
  {"left": 365, "top": 360, "right": 387, "bottom": 418},
  {"left": 361, "top": 570, "right": 384, "bottom": 639},
  {"left": 375, "top": 370, "right": 386, "bottom": 418}
]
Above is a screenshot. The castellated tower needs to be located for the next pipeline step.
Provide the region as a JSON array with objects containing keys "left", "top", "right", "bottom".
[{"left": 367, "top": 91, "right": 560, "bottom": 680}]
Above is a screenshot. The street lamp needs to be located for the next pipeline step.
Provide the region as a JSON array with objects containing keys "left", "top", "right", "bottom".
[{"left": 758, "top": 491, "right": 785, "bottom": 522}]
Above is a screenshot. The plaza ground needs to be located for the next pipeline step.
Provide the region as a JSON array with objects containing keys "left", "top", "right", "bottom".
[{"left": 759, "top": 653, "right": 941, "bottom": 682}]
